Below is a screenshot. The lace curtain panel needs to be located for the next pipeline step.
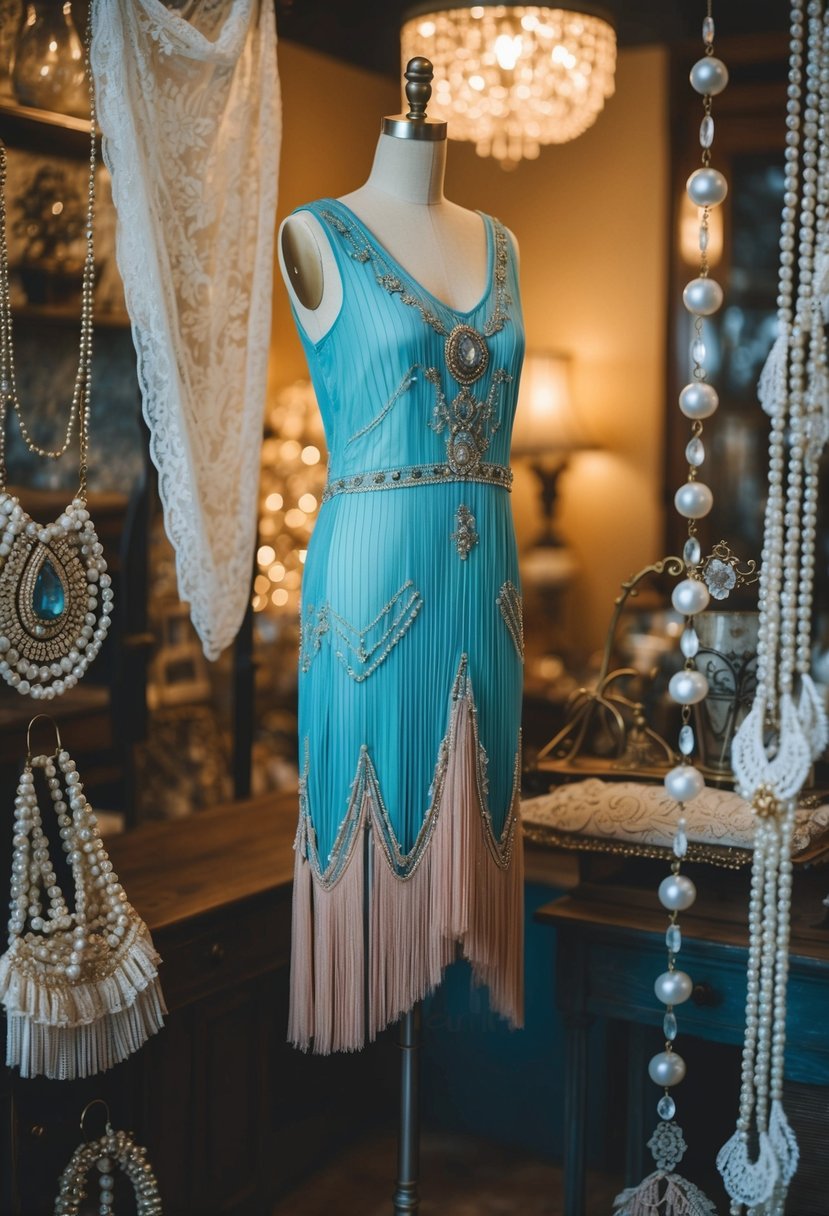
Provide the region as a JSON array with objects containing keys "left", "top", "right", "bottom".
[{"left": 92, "top": 0, "right": 281, "bottom": 658}]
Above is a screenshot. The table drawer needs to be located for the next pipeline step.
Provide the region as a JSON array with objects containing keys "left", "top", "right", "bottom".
[
  {"left": 571, "top": 931, "right": 829, "bottom": 1082},
  {"left": 155, "top": 890, "right": 292, "bottom": 1012},
  {"left": 584, "top": 938, "right": 746, "bottom": 1037}
]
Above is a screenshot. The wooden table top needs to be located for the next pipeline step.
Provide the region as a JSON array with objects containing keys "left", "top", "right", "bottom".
[
  {"left": 107, "top": 790, "right": 299, "bottom": 933},
  {"left": 536, "top": 865, "right": 829, "bottom": 966}
]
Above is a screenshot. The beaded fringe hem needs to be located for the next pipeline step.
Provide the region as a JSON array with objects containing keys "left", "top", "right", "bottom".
[
  {"left": 288, "top": 688, "right": 524, "bottom": 1055},
  {"left": 0, "top": 925, "right": 166, "bottom": 1079}
]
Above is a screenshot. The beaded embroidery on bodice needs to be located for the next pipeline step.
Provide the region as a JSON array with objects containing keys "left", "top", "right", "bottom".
[{"left": 312, "top": 200, "right": 519, "bottom": 489}]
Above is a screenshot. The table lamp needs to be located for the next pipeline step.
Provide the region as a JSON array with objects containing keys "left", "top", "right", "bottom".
[{"left": 512, "top": 351, "right": 592, "bottom": 576}]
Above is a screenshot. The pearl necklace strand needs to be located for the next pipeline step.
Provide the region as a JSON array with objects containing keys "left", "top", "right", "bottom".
[
  {"left": 719, "top": 2, "right": 829, "bottom": 1211},
  {"left": 614, "top": 12, "right": 725, "bottom": 1212}
]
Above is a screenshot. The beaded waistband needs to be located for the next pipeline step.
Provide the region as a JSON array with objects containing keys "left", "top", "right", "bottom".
[{"left": 321, "top": 461, "right": 513, "bottom": 504}]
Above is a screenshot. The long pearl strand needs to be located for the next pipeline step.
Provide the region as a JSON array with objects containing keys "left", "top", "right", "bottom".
[
  {"left": 719, "top": 3, "right": 829, "bottom": 1211},
  {"left": 613, "top": 13, "right": 724, "bottom": 1213}
]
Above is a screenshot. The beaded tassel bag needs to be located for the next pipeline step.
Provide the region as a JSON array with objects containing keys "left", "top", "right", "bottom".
[{"left": 0, "top": 717, "right": 166, "bottom": 1079}]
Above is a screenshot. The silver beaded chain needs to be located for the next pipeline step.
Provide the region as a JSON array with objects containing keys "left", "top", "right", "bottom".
[{"left": 0, "top": 6, "right": 96, "bottom": 495}]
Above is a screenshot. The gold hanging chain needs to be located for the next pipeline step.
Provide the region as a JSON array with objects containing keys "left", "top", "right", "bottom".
[{"left": 0, "top": 5, "right": 95, "bottom": 498}]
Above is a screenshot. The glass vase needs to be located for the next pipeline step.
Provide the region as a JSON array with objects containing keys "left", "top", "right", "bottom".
[
  {"left": 694, "top": 611, "right": 759, "bottom": 777},
  {"left": 11, "top": 1, "right": 86, "bottom": 117}
]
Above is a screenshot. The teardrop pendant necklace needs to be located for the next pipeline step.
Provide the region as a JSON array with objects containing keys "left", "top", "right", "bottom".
[{"left": 0, "top": 20, "right": 112, "bottom": 701}]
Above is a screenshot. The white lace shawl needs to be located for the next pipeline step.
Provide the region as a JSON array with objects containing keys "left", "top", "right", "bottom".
[{"left": 92, "top": 0, "right": 280, "bottom": 658}]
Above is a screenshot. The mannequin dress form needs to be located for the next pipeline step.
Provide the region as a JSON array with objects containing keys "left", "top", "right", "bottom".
[{"left": 279, "top": 56, "right": 525, "bottom": 1055}]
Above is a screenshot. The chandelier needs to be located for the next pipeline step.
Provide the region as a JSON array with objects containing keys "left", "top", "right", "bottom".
[{"left": 400, "top": 4, "right": 617, "bottom": 167}]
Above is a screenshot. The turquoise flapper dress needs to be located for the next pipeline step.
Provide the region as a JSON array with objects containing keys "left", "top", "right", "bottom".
[{"left": 288, "top": 198, "right": 525, "bottom": 1054}]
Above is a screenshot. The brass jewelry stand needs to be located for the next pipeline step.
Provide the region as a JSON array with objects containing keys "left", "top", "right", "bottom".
[{"left": 536, "top": 542, "right": 758, "bottom": 781}]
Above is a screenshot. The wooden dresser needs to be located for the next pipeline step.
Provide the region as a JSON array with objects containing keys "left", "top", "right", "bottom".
[{"left": 0, "top": 794, "right": 394, "bottom": 1216}]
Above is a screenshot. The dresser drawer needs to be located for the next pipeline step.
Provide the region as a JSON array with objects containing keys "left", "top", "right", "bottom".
[
  {"left": 584, "top": 937, "right": 747, "bottom": 1040},
  {"left": 563, "top": 926, "right": 829, "bottom": 1083},
  {"left": 155, "top": 888, "right": 292, "bottom": 1012}
]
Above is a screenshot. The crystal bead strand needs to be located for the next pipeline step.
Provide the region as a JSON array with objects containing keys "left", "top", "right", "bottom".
[
  {"left": 658, "top": 0, "right": 729, "bottom": 1152},
  {"left": 612, "top": 14, "right": 724, "bottom": 1214}
]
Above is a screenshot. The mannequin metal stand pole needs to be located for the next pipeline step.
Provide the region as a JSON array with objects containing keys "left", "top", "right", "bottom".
[
  {"left": 364, "top": 822, "right": 373, "bottom": 1046},
  {"left": 364, "top": 820, "right": 422, "bottom": 1214},
  {"left": 392, "top": 1002, "right": 422, "bottom": 1215}
]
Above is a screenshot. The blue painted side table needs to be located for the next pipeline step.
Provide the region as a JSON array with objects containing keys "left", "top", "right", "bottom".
[{"left": 536, "top": 859, "right": 829, "bottom": 1216}]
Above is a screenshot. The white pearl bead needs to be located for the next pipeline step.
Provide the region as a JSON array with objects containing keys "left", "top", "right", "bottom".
[
  {"left": 659, "top": 873, "right": 697, "bottom": 911},
  {"left": 648, "top": 1050, "right": 687, "bottom": 1087},
  {"left": 664, "top": 764, "right": 705, "bottom": 803},
  {"left": 669, "top": 669, "right": 708, "bottom": 705},
  {"left": 654, "top": 969, "right": 694, "bottom": 1006},
  {"left": 674, "top": 481, "right": 714, "bottom": 519},
  {"left": 683, "top": 276, "right": 724, "bottom": 316},
  {"left": 679, "top": 382, "right": 718, "bottom": 417},
  {"left": 690, "top": 55, "right": 729, "bottom": 96},
  {"left": 687, "top": 167, "right": 729, "bottom": 207},
  {"left": 671, "top": 578, "right": 710, "bottom": 616}
]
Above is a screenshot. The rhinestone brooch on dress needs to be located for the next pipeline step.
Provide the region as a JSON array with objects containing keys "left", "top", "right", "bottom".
[{"left": 445, "top": 324, "right": 489, "bottom": 386}]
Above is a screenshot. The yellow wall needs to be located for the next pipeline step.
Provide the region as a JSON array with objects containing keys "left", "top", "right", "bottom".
[
  {"left": 271, "top": 43, "right": 398, "bottom": 390},
  {"left": 272, "top": 40, "right": 669, "bottom": 655}
]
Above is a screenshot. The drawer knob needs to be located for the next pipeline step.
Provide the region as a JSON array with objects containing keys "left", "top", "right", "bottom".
[
  {"left": 691, "top": 981, "right": 720, "bottom": 1007},
  {"left": 209, "top": 942, "right": 226, "bottom": 964},
  {"left": 30, "top": 1124, "right": 46, "bottom": 1138}
]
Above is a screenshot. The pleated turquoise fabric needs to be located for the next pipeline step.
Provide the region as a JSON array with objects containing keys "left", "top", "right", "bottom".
[{"left": 288, "top": 198, "right": 525, "bottom": 1054}]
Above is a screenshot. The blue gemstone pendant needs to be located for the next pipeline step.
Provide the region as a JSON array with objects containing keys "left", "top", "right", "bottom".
[
  {"left": 33, "top": 558, "right": 66, "bottom": 621},
  {"left": 0, "top": 491, "right": 114, "bottom": 698}
]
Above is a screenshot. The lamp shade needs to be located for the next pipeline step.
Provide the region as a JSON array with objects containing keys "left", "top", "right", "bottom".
[
  {"left": 401, "top": 4, "right": 617, "bottom": 168},
  {"left": 511, "top": 351, "right": 590, "bottom": 455}
]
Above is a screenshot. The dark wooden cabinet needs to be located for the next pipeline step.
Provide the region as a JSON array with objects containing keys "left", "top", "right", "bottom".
[
  {"left": 0, "top": 797, "right": 394, "bottom": 1216},
  {"left": 536, "top": 858, "right": 829, "bottom": 1216}
]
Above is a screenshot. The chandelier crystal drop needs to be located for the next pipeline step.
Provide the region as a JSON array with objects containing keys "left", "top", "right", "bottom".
[{"left": 400, "top": 5, "right": 617, "bottom": 167}]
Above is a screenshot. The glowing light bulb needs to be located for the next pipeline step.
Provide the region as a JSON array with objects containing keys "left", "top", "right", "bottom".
[{"left": 494, "top": 33, "right": 523, "bottom": 70}]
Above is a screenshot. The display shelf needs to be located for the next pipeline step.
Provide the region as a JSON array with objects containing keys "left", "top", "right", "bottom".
[
  {"left": 0, "top": 96, "right": 100, "bottom": 159},
  {"left": 15, "top": 302, "right": 131, "bottom": 329}
]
